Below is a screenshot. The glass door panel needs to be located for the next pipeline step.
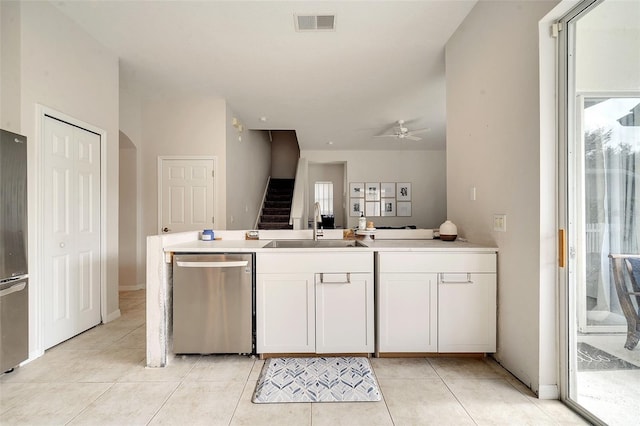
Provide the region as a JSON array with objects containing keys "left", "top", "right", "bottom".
[{"left": 563, "top": 1, "right": 640, "bottom": 423}]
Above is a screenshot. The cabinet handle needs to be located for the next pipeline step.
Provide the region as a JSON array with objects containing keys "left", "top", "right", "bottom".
[
  {"left": 439, "top": 273, "right": 473, "bottom": 284},
  {"left": 318, "top": 273, "right": 351, "bottom": 284}
]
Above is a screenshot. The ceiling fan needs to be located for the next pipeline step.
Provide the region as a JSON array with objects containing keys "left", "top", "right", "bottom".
[{"left": 374, "top": 120, "right": 430, "bottom": 141}]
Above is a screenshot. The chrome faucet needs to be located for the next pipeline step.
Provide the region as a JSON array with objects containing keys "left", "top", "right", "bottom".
[{"left": 313, "top": 202, "right": 323, "bottom": 241}]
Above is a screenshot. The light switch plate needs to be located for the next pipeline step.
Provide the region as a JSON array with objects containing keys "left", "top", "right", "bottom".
[{"left": 493, "top": 214, "right": 507, "bottom": 232}]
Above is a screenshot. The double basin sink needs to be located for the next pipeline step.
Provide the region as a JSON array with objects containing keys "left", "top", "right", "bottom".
[{"left": 263, "top": 239, "right": 367, "bottom": 248}]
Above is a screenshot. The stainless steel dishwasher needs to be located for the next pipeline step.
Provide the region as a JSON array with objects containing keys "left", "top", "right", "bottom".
[{"left": 172, "top": 253, "right": 254, "bottom": 354}]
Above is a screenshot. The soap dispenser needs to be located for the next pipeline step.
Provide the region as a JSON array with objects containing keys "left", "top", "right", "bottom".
[{"left": 358, "top": 213, "right": 366, "bottom": 230}]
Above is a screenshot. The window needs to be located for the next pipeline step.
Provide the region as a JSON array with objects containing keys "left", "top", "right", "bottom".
[{"left": 314, "top": 181, "right": 333, "bottom": 215}]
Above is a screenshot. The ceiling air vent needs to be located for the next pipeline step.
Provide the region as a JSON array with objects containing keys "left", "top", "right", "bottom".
[{"left": 295, "top": 14, "right": 336, "bottom": 32}]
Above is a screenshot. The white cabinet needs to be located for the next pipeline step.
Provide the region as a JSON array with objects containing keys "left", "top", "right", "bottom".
[
  {"left": 378, "top": 273, "right": 438, "bottom": 352},
  {"left": 256, "top": 252, "right": 373, "bottom": 354},
  {"left": 377, "top": 251, "right": 497, "bottom": 353},
  {"left": 256, "top": 273, "right": 315, "bottom": 353},
  {"left": 316, "top": 272, "right": 374, "bottom": 353},
  {"left": 438, "top": 273, "right": 496, "bottom": 352}
]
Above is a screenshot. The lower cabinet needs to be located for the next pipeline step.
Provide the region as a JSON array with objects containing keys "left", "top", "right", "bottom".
[
  {"left": 315, "top": 272, "right": 374, "bottom": 353},
  {"left": 438, "top": 272, "right": 496, "bottom": 352},
  {"left": 377, "top": 251, "right": 497, "bottom": 353},
  {"left": 256, "top": 252, "right": 374, "bottom": 354},
  {"left": 256, "top": 273, "right": 315, "bottom": 353},
  {"left": 378, "top": 273, "right": 438, "bottom": 352}
]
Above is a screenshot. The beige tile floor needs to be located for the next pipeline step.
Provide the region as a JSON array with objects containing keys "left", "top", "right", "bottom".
[{"left": 1, "top": 290, "right": 588, "bottom": 425}]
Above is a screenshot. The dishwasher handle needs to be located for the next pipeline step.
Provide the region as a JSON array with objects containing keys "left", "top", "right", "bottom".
[{"left": 176, "top": 260, "right": 249, "bottom": 268}]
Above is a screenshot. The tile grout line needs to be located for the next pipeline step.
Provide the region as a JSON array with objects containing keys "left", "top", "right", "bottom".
[
  {"left": 426, "top": 358, "right": 479, "bottom": 426},
  {"left": 63, "top": 382, "right": 117, "bottom": 426},
  {"left": 370, "top": 365, "right": 397, "bottom": 426},
  {"left": 228, "top": 358, "right": 257, "bottom": 426}
]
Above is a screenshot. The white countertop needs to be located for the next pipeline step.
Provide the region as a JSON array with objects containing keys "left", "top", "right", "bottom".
[
  {"left": 165, "top": 239, "right": 267, "bottom": 252},
  {"left": 164, "top": 238, "right": 497, "bottom": 253},
  {"left": 360, "top": 239, "right": 497, "bottom": 251}
]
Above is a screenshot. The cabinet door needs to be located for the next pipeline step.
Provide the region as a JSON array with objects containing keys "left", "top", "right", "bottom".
[
  {"left": 315, "top": 272, "right": 374, "bottom": 353},
  {"left": 378, "top": 273, "right": 438, "bottom": 352},
  {"left": 256, "top": 273, "right": 315, "bottom": 353},
  {"left": 438, "top": 273, "right": 497, "bottom": 352}
]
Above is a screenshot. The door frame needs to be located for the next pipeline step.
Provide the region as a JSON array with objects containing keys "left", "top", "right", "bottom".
[
  {"left": 35, "top": 104, "right": 107, "bottom": 356},
  {"left": 157, "top": 156, "right": 217, "bottom": 234}
]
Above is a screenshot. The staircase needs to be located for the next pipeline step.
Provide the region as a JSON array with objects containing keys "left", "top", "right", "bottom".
[{"left": 257, "top": 178, "right": 294, "bottom": 230}]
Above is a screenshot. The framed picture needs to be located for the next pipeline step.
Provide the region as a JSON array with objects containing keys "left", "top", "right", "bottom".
[
  {"left": 350, "top": 198, "right": 364, "bottom": 216},
  {"left": 366, "top": 201, "right": 380, "bottom": 217},
  {"left": 380, "top": 182, "right": 396, "bottom": 198},
  {"left": 397, "top": 201, "right": 412, "bottom": 217},
  {"left": 349, "top": 182, "right": 365, "bottom": 198},
  {"left": 381, "top": 199, "right": 396, "bottom": 217},
  {"left": 397, "top": 182, "right": 412, "bottom": 201},
  {"left": 365, "top": 182, "right": 380, "bottom": 201}
]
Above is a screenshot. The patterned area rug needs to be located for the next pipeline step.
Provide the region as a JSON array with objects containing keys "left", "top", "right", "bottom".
[
  {"left": 577, "top": 342, "right": 640, "bottom": 371},
  {"left": 252, "top": 357, "right": 382, "bottom": 403}
]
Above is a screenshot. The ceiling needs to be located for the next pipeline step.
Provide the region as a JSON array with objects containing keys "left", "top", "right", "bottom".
[{"left": 52, "top": 1, "right": 477, "bottom": 151}]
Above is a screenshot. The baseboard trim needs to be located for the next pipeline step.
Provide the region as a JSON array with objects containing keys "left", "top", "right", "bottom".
[
  {"left": 537, "top": 384, "right": 559, "bottom": 400},
  {"left": 104, "top": 309, "right": 121, "bottom": 323},
  {"left": 119, "top": 284, "right": 144, "bottom": 291}
]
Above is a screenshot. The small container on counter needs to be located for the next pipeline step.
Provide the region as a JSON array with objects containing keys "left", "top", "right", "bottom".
[
  {"left": 358, "top": 215, "right": 367, "bottom": 230},
  {"left": 438, "top": 220, "right": 458, "bottom": 241},
  {"left": 201, "top": 229, "right": 215, "bottom": 240}
]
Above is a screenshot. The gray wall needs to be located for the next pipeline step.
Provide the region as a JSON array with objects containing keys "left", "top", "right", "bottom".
[
  {"left": 446, "top": 0, "right": 560, "bottom": 394},
  {"left": 225, "top": 109, "right": 272, "bottom": 230}
]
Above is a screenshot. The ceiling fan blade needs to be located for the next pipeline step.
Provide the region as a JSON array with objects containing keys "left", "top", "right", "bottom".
[
  {"left": 408, "top": 128, "right": 431, "bottom": 135},
  {"left": 374, "top": 134, "right": 398, "bottom": 138},
  {"left": 404, "top": 135, "right": 422, "bottom": 141}
]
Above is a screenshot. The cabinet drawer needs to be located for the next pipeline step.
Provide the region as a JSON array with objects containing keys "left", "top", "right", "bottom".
[
  {"left": 378, "top": 252, "right": 496, "bottom": 273},
  {"left": 257, "top": 252, "right": 372, "bottom": 273}
]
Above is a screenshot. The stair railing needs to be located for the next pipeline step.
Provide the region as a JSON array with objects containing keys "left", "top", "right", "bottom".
[
  {"left": 289, "top": 158, "right": 307, "bottom": 230},
  {"left": 254, "top": 176, "right": 271, "bottom": 229}
]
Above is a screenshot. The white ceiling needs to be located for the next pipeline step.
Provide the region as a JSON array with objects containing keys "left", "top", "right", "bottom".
[{"left": 52, "top": 0, "right": 477, "bottom": 151}]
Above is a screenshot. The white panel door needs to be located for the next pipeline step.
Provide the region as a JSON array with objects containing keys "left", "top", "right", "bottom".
[
  {"left": 160, "top": 158, "right": 214, "bottom": 233},
  {"left": 43, "top": 116, "right": 101, "bottom": 348}
]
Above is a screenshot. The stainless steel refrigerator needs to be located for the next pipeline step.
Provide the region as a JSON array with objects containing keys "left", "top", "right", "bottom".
[{"left": 0, "top": 129, "right": 28, "bottom": 373}]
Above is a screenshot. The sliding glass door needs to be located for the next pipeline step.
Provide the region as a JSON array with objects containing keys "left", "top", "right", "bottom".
[{"left": 560, "top": 1, "right": 640, "bottom": 424}]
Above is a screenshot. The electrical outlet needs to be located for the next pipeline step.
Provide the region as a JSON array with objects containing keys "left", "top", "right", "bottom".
[{"left": 493, "top": 214, "right": 506, "bottom": 232}]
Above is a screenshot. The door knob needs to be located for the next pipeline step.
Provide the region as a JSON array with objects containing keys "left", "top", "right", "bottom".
[{"left": 162, "top": 227, "right": 170, "bottom": 233}]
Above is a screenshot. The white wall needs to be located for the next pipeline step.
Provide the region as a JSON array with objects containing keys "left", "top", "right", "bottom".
[
  {"left": 301, "top": 150, "right": 446, "bottom": 229},
  {"left": 119, "top": 74, "right": 145, "bottom": 289},
  {"left": 0, "top": 1, "right": 21, "bottom": 132},
  {"left": 446, "top": 0, "right": 559, "bottom": 395},
  {"left": 225, "top": 108, "right": 271, "bottom": 230},
  {"left": 140, "top": 96, "right": 227, "bottom": 253},
  {"left": 15, "top": 1, "right": 120, "bottom": 354},
  {"left": 118, "top": 132, "right": 139, "bottom": 289}
]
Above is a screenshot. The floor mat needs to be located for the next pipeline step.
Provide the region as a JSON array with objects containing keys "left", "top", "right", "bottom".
[
  {"left": 577, "top": 342, "right": 640, "bottom": 371},
  {"left": 252, "top": 356, "right": 381, "bottom": 403}
]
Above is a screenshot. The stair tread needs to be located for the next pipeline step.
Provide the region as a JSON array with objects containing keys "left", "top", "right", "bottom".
[{"left": 258, "top": 178, "right": 294, "bottom": 230}]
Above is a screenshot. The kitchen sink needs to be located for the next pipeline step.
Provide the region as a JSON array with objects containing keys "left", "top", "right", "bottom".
[{"left": 263, "top": 239, "right": 366, "bottom": 248}]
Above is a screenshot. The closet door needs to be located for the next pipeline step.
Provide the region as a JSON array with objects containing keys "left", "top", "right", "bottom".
[{"left": 43, "top": 116, "right": 101, "bottom": 348}]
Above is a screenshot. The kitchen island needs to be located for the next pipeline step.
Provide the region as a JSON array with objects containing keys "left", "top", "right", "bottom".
[{"left": 146, "top": 230, "right": 497, "bottom": 367}]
